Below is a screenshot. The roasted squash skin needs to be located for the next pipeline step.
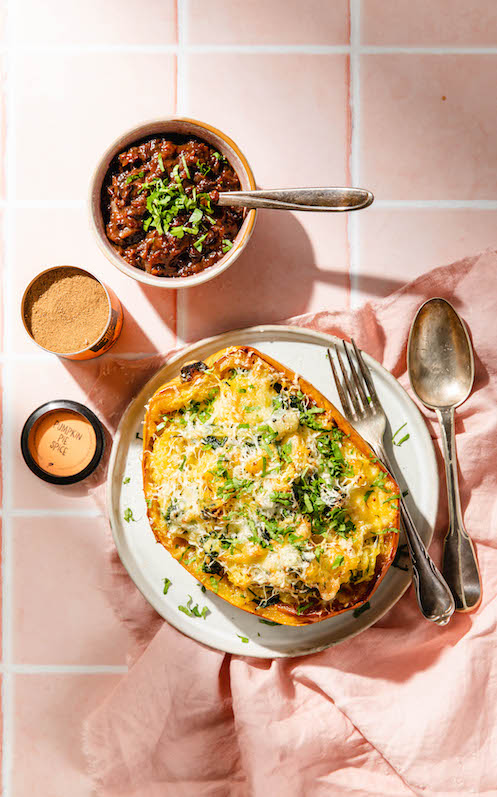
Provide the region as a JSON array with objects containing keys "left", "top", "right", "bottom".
[{"left": 143, "top": 345, "right": 400, "bottom": 626}]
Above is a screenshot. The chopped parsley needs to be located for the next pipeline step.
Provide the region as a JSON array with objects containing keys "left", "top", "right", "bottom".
[
  {"left": 372, "top": 471, "right": 390, "bottom": 492},
  {"left": 392, "top": 422, "right": 410, "bottom": 447},
  {"left": 237, "top": 635, "right": 249, "bottom": 643},
  {"left": 123, "top": 476, "right": 130, "bottom": 485},
  {"left": 353, "top": 601, "right": 371, "bottom": 618},
  {"left": 139, "top": 164, "right": 216, "bottom": 247},
  {"left": 178, "top": 595, "right": 209, "bottom": 619},
  {"left": 331, "top": 554, "right": 344, "bottom": 568},
  {"left": 259, "top": 619, "right": 279, "bottom": 626},
  {"left": 124, "top": 508, "right": 135, "bottom": 523},
  {"left": 383, "top": 494, "right": 401, "bottom": 504},
  {"left": 125, "top": 170, "right": 144, "bottom": 184},
  {"left": 163, "top": 577, "right": 172, "bottom": 595}
]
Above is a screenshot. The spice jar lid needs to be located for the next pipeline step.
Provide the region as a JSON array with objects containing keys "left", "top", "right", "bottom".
[{"left": 21, "top": 400, "right": 105, "bottom": 485}]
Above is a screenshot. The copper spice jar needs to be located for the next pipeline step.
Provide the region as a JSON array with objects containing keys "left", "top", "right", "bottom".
[{"left": 21, "top": 265, "right": 123, "bottom": 360}]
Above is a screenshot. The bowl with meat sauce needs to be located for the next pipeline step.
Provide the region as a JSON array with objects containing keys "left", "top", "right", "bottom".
[{"left": 90, "top": 118, "right": 257, "bottom": 287}]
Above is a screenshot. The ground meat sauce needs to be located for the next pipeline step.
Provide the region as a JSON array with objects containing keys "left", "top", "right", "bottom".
[{"left": 102, "top": 135, "right": 244, "bottom": 277}]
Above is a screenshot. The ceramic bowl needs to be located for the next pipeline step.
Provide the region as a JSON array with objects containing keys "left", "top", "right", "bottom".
[{"left": 89, "top": 117, "right": 257, "bottom": 289}]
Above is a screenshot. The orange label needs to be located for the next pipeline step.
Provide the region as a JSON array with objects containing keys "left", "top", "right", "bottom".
[{"left": 28, "top": 410, "right": 97, "bottom": 476}]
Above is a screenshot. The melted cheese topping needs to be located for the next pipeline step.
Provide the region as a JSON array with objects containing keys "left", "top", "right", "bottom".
[{"left": 146, "top": 357, "right": 398, "bottom": 611}]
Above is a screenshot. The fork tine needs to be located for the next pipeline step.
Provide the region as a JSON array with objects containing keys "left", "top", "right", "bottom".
[
  {"left": 351, "top": 338, "right": 379, "bottom": 405},
  {"left": 342, "top": 340, "right": 369, "bottom": 409},
  {"left": 326, "top": 347, "right": 354, "bottom": 417},
  {"left": 334, "top": 343, "right": 362, "bottom": 415}
]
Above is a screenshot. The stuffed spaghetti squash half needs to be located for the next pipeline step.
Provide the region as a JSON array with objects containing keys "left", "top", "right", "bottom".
[{"left": 143, "top": 346, "right": 399, "bottom": 626}]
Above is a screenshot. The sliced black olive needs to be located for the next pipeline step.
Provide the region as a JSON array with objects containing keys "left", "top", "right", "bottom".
[
  {"left": 256, "top": 593, "right": 280, "bottom": 609},
  {"left": 202, "top": 556, "right": 223, "bottom": 575},
  {"left": 202, "top": 435, "right": 227, "bottom": 449},
  {"left": 180, "top": 361, "right": 208, "bottom": 382}
]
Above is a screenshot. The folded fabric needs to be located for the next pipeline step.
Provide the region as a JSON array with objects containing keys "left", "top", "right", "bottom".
[{"left": 84, "top": 250, "right": 497, "bottom": 797}]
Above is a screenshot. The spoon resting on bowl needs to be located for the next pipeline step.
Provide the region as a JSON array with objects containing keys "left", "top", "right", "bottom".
[{"left": 218, "top": 187, "right": 374, "bottom": 212}]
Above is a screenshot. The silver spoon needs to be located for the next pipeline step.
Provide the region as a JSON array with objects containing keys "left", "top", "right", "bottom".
[
  {"left": 408, "top": 298, "right": 482, "bottom": 612},
  {"left": 218, "top": 186, "right": 374, "bottom": 212}
]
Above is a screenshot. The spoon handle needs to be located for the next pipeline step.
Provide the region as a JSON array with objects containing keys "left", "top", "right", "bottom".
[
  {"left": 436, "top": 407, "right": 482, "bottom": 612},
  {"left": 374, "top": 442, "right": 455, "bottom": 625},
  {"left": 217, "top": 187, "right": 374, "bottom": 212}
]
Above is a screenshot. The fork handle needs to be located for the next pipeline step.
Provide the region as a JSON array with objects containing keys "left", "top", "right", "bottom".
[{"left": 374, "top": 442, "right": 455, "bottom": 626}]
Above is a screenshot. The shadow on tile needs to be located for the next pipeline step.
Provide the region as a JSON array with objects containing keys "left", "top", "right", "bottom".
[{"left": 179, "top": 211, "right": 341, "bottom": 341}]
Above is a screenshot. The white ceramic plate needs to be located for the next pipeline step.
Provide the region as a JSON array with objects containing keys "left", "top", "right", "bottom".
[{"left": 107, "top": 325, "right": 438, "bottom": 658}]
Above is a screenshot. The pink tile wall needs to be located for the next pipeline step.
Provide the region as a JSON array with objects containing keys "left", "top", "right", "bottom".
[
  {"left": 360, "top": 54, "right": 497, "bottom": 199},
  {"left": 362, "top": 0, "right": 497, "bottom": 46},
  {"left": 1, "top": 0, "right": 497, "bottom": 794},
  {"left": 188, "top": 0, "right": 350, "bottom": 45}
]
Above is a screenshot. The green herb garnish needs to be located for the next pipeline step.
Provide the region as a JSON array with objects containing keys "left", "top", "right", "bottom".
[
  {"left": 237, "top": 634, "right": 249, "bottom": 643},
  {"left": 125, "top": 170, "right": 144, "bottom": 184},
  {"left": 124, "top": 508, "right": 135, "bottom": 522},
  {"left": 353, "top": 601, "right": 371, "bottom": 618},
  {"left": 123, "top": 476, "right": 130, "bottom": 485},
  {"left": 163, "top": 577, "right": 172, "bottom": 595},
  {"left": 392, "top": 422, "right": 410, "bottom": 447},
  {"left": 331, "top": 554, "right": 344, "bottom": 568},
  {"left": 178, "top": 595, "right": 209, "bottom": 619}
]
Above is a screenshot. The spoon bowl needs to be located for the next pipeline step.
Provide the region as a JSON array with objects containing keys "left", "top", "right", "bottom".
[{"left": 408, "top": 297, "right": 474, "bottom": 409}]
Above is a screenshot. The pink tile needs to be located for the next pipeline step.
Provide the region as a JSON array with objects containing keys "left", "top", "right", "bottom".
[
  {"left": 14, "top": 52, "right": 176, "bottom": 200},
  {"left": 13, "top": 515, "right": 129, "bottom": 664},
  {"left": 186, "top": 53, "right": 350, "bottom": 188},
  {"left": 188, "top": 0, "right": 349, "bottom": 44},
  {"left": 356, "top": 208, "right": 497, "bottom": 302},
  {"left": 12, "top": 207, "right": 177, "bottom": 355},
  {"left": 14, "top": 674, "right": 121, "bottom": 797},
  {"left": 12, "top": 358, "right": 106, "bottom": 511},
  {"left": 181, "top": 209, "right": 350, "bottom": 342},
  {"left": 362, "top": 0, "right": 497, "bottom": 46},
  {"left": 361, "top": 55, "right": 497, "bottom": 199},
  {"left": 13, "top": 0, "right": 176, "bottom": 45},
  {"left": 0, "top": 58, "right": 5, "bottom": 199}
]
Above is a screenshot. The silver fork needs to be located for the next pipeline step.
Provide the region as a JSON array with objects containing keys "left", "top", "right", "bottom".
[{"left": 327, "top": 339, "right": 455, "bottom": 626}]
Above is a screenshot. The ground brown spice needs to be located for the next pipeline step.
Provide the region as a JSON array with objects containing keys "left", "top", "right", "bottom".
[{"left": 24, "top": 268, "right": 109, "bottom": 353}]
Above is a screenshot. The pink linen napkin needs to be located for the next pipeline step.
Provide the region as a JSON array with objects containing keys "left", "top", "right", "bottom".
[{"left": 84, "top": 250, "right": 497, "bottom": 797}]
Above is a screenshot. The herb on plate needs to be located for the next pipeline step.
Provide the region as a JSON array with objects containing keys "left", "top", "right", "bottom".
[
  {"left": 392, "top": 422, "right": 410, "bottom": 447},
  {"left": 178, "top": 595, "right": 210, "bottom": 619}
]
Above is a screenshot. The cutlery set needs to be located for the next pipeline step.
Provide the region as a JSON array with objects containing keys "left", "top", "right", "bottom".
[{"left": 327, "top": 298, "right": 481, "bottom": 625}]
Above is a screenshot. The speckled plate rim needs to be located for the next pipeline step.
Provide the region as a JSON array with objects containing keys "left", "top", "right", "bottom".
[{"left": 107, "top": 325, "right": 439, "bottom": 658}]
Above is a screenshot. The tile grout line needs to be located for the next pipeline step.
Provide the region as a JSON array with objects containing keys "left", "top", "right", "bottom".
[
  {"left": 2, "top": 2, "right": 16, "bottom": 793},
  {"left": 175, "top": 0, "right": 188, "bottom": 346},
  {"left": 0, "top": 43, "right": 496, "bottom": 55},
  {"left": 348, "top": 0, "right": 361, "bottom": 308}
]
